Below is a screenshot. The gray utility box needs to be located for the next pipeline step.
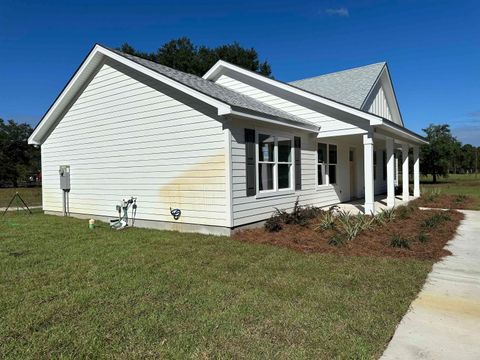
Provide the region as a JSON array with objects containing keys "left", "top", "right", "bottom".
[{"left": 59, "top": 165, "right": 71, "bottom": 190}]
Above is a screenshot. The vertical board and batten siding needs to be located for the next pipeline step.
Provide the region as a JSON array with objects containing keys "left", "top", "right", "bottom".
[
  {"left": 229, "top": 121, "right": 351, "bottom": 227},
  {"left": 215, "top": 75, "right": 361, "bottom": 133},
  {"left": 41, "top": 63, "right": 228, "bottom": 227},
  {"left": 367, "top": 85, "right": 393, "bottom": 121}
]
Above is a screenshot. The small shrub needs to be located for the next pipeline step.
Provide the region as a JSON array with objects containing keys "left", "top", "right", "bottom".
[
  {"left": 390, "top": 234, "right": 410, "bottom": 249},
  {"left": 375, "top": 207, "right": 396, "bottom": 225},
  {"left": 264, "top": 215, "right": 283, "bottom": 232},
  {"left": 338, "top": 215, "right": 362, "bottom": 241},
  {"left": 421, "top": 212, "right": 451, "bottom": 229},
  {"left": 315, "top": 210, "right": 336, "bottom": 231},
  {"left": 355, "top": 213, "right": 376, "bottom": 231},
  {"left": 418, "top": 232, "right": 429, "bottom": 243},
  {"left": 424, "top": 188, "right": 442, "bottom": 202},
  {"left": 265, "top": 198, "right": 323, "bottom": 231},
  {"left": 454, "top": 194, "right": 467, "bottom": 203},
  {"left": 329, "top": 233, "right": 346, "bottom": 246},
  {"left": 396, "top": 204, "right": 416, "bottom": 219}
]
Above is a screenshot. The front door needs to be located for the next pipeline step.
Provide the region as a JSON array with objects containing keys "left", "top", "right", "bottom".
[{"left": 349, "top": 148, "right": 357, "bottom": 199}]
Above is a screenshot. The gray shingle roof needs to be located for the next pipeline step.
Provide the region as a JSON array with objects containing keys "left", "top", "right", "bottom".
[
  {"left": 289, "top": 62, "right": 386, "bottom": 109},
  {"left": 108, "top": 47, "right": 315, "bottom": 128}
]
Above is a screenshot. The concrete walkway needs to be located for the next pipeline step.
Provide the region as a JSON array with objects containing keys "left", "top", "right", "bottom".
[{"left": 381, "top": 210, "right": 480, "bottom": 360}]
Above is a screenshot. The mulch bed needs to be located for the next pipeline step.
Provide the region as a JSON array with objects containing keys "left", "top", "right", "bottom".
[
  {"left": 411, "top": 194, "right": 475, "bottom": 210},
  {"left": 233, "top": 208, "right": 464, "bottom": 261}
]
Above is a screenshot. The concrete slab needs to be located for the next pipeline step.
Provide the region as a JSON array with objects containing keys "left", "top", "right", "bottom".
[{"left": 381, "top": 210, "right": 480, "bottom": 360}]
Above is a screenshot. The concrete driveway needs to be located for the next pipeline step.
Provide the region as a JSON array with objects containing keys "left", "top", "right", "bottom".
[{"left": 381, "top": 210, "right": 480, "bottom": 360}]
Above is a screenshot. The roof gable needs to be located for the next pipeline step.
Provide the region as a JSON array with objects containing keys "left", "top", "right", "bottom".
[
  {"left": 289, "top": 62, "right": 385, "bottom": 109},
  {"left": 29, "top": 45, "right": 317, "bottom": 145}
]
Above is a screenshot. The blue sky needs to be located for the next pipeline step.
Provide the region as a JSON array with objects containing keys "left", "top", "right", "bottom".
[{"left": 1, "top": 0, "right": 479, "bottom": 145}]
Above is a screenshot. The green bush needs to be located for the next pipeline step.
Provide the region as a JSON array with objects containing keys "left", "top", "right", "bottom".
[
  {"left": 315, "top": 210, "right": 336, "bottom": 231},
  {"left": 329, "top": 233, "right": 347, "bottom": 246},
  {"left": 396, "top": 204, "right": 416, "bottom": 219},
  {"left": 421, "top": 212, "right": 451, "bottom": 229},
  {"left": 264, "top": 215, "right": 283, "bottom": 232},
  {"left": 264, "top": 198, "right": 323, "bottom": 232},
  {"left": 454, "top": 194, "right": 467, "bottom": 203},
  {"left": 390, "top": 234, "right": 410, "bottom": 249},
  {"left": 424, "top": 188, "right": 442, "bottom": 202},
  {"left": 375, "top": 207, "right": 396, "bottom": 225},
  {"left": 418, "top": 233, "right": 429, "bottom": 243}
]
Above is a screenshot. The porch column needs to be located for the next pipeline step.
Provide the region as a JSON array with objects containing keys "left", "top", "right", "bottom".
[
  {"left": 413, "top": 146, "right": 420, "bottom": 197},
  {"left": 363, "top": 132, "right": 375, "bottom": 214},
  {"left": 402, "top": 144, "right": 410, "bottom": 201},
  {"left": 386, "top": 137, "right": 395, "bottom": 207}
]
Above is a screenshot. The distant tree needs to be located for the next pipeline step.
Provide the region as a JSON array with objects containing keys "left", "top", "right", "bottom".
[
  {"left": 420, "top": 124, "right": 459, "bottom": 183},
  {"left": 118, "top": 37, "right": 273, "bottom": 77},
  {"left": 458, "top": 144, "right": 477, "bottom": 174},
  {"left": 0, "top": 119, "right": 39, "bottom": 187}
]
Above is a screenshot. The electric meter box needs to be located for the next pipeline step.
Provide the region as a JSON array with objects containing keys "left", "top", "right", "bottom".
[{"left": 59, "top": 165, "right": 71, "bottom": 190}]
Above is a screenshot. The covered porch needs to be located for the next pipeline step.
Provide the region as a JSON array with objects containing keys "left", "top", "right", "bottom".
[{"left": 318, "top": 123, "right": 427, "bottom": 214}]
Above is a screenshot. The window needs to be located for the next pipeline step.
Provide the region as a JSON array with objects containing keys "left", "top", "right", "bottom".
[
  {"left": 317, "top": 143, "right": 337, "bottom": 186},
  {"left": 258, "top": 133, "right": 293, "bottom": 192},
  {"left": 373, "top": 150, "right": 377, "bottom": 181}
]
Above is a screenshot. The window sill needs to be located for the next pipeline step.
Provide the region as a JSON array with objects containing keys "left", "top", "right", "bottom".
[{"left": 256, "top": 189, "right": 296, "bottom": 199}]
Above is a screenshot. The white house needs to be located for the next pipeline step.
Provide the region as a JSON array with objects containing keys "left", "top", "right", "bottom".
[{"left": 28, "top": 44, "right": 427, "bottom": 235}]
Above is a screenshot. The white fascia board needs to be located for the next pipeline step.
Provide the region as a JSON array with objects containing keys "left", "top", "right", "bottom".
[
  {"left": 28, "top": 45, "right": 231, "bottom": 145},
  {"left": 229, "top": 110, "right": 320, "bottom": 133},
  {"left": 377, "top": 121, "right": 428, "bottom": 145},
  {"left": 203, "top": 60, "right": 384, "bottom": 126},
  {"left": 317, "top": 128, "right": 367, "bottom": 138}
]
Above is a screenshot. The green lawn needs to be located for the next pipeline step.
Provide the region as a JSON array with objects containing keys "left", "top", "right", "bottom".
[
  {"left": 0, "top": 212, "right": 432, "bottom": 359},
  {"left": 420, "top": 173, "right": 480, "bottom": 209},
  {"left": 0, "top": 187, "right": 42, "bottom": 208}
]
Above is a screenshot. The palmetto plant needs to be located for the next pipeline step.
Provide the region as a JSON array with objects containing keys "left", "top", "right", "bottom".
[
  {"left": 315, "top": 210, "right": 336, "bottom": 231},
  {"left": 375, "top": 207, "right": 396, "bottom": 225}
]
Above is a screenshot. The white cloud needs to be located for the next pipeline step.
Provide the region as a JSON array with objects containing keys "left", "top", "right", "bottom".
[{"left": 325, "top": 7, "right": 349, "bottom": 17}]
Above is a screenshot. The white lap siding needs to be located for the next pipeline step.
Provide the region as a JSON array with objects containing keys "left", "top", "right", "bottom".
[
  {"left": 229, "top": 121, "right": 350, "bottom": 227},
  {"left": 41, "top": 63, "right": 228, "bottom": 227}
]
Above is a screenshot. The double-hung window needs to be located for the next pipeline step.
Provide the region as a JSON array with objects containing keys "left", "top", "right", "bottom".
[
  {"left": 317, "top": 143, "right": 337, "bottom": 186},
  {"left": 258, "top": 134, "right": 293, "bottom": 192}
]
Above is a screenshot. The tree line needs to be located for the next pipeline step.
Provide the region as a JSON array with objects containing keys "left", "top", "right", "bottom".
[
  {"left": 421, "top": 124, "right": 479, "bottom": 183},
  {"left": 118, "top": 37, "right": 273, "bottom": 78},
  {"left": 0, "top": 119, "right": 40, "bottom": 187}
]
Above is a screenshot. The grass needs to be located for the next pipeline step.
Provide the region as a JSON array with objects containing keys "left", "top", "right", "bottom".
[
  {"left": 420, "top": 173, "right": 480, "bottom": 210},
  {"left": 0, "top": 211, "right": 433, "bottom": 359},
  {"left": 0, "top": 187, "right": 42, "bottom": 208}
]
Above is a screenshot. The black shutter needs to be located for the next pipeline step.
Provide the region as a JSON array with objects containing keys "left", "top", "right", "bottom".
[
  {"left": 294, "top": 136, "right": 302, "bottom": 190},
  {"left": 245, "top": 129, "right": 256, "bottom": 196}
]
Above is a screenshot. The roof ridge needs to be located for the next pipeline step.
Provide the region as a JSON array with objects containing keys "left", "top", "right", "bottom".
[
  {"left": 107, "top": 46, "right": 317, "bottom": 128},
  {"left": 290, "top": 62, "right": 386, "bottom": 84}
]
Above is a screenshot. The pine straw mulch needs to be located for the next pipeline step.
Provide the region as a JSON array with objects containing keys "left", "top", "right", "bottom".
[
  {"left": 411, "top": 194, "right": 475, "bottom": 210},
  {"left": 233, "top": 208, "right": 464, "bottom": 261}
]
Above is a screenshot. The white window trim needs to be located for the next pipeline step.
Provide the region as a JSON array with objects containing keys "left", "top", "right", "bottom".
[
  {"left": 316, "top": 141, "right": 338, "bottom": 189},
  {"left": 255, "top": 130, "right": 295, "bottom": 198}
]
